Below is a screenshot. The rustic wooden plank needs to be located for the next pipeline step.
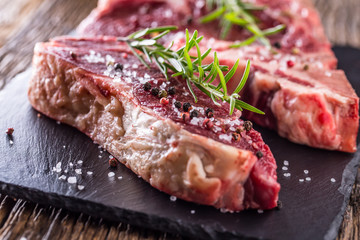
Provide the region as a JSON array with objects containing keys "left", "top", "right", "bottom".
[
  {"left": 337, "top": 168, "right": 360, "bottom": 240},
  {"left": 0, "top": 0, "right": 98, "bottom": 89},
  {"left": 313, "top": 0, "right": 360, "bottom": 48},
  {"left": 0, "top": 0, "right": 44, "bottom": 47}
]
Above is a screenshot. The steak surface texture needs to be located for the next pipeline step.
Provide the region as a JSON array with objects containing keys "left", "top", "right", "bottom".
[
  {"left": 28, "top": 36, "right": 280, "bottom": 211},
  {"left": 77, "top": 0, "right": 359, "bottom": 152}
]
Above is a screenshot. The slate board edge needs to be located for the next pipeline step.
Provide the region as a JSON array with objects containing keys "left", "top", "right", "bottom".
[
  {"left": 0, "top": 181, "right": 258, "bottom": 240},
  {"left": 324, "top": 146, "right": 360, "bottom": 240}
]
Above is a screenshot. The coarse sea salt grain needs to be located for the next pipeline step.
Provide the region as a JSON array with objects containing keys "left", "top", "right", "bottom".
[
  {"left": 75, "top": 169, "right": 82, "bottom": 175},
  {"left": 78, "top": 185, "right": 85, "bottom": 191},
  {"left": 59, "top": 175, "right": 66, "bottom": 180},
  {"left": 9, "top": 140, "right": 13, "bottom": 145},
  {"left": 282, "top": 166, "right": 288, "bottom": 171},
  {"left": 283, "top": 160, "right": 289, "bottom": 166},
  {"left": 87, "top": 171, "right": 93, "bottom": 175},
  {"left": 304, "top": 170, "right": 309, "bottom": 174},
  {"left": 220, "top": 208, "right": 228, "bottom": 213},
  {"left": 331, "top": 178, "right": 336, "bottom": 183},
  {"left": 77, "top": 160, "right": 83, "bottom": 164},
  {"left": 190, "top": 210, "right": 195, "bottom": 214},
  {"left": 67, "top": 177, "right": 77, "bottom": 184},
  {"left": 118, "top": 176, "right": 123, "bottom": 180},
  {"left": 219, "top": 134, "right": 232, "bottom": 143},
  {"left": 299, "top": 179, "right": 304, "bottom": 182},
  {"left": 69, "top": 163, "right": 74, "bottom": 167},
  {"left": 257, "top": 209, "right": 264, "bottom": 214},
  {"left": 55, "top": 162, "right": 62, "bottom": 173},
  {"left": 305, "top": 177, "right": 311, "bottom": 181},
  {"left": 284, "top": 173, "right": 291, "bottom": 177},
  {"left": 170, "top": 196, "right": 177, "bottom": 201},
  {"left": 108, "top": 172, "right": 115, "bottom": 177}
]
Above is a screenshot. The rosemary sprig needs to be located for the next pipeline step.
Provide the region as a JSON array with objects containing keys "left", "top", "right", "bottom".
[
  {"left": 117, "top": 26, "right": 264, "bottom": 115},
  {"left": 199, "top": 0, "right": 286, "bottom": 48}
]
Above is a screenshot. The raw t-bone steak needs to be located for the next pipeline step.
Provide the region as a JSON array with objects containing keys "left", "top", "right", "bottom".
[
  {"left": 28, "top": 36, "right": 280, "bottom": 211},
  {"left": 78, "top": 0, "right": 359, "bottom": 152}
]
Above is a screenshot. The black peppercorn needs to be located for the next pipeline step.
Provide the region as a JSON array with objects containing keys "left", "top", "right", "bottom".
[
  {"left": 190, "top": 110, "right": 198, "bottom": 119},
  {"left": 243, "top": 120, "right": 253, "bottom": 131},
  {"left": 205, "top": 108, "right": 214, "bottom": 118},
  {"left": 114, "top": 63, "right": 123, "bottom": 71},
  {"left": 70, "top": 51, "right": 77, "bottom": 60},
  {"left": 143, "top": 82, "right": 151, "bottom": 91},
  {"left": 274, "top": 42, "right": 281, "bottom": 49},
  {"left": 256, "top": 151, "right": 263, "bottom": 158},
  {"left": 232, "top": 132, "right": 240, "bottom": 141},
  {"left": 109, "top": 157, "right": 118, "bottom": 168},
  {"left": 276, "top": 200, "right": 283, "bottom": 210},
  {"left": 6, "top": 128, "right": 14, "bottom": 135},
  {"left": 183, "top": 102, "right": 191, "bottom": 112},
  {"left": 303, "top": 64, "right": 309, "bottom": 71},
  {"left": 186, "top": 16, "right": 193, "bottom": 25},
  {"left": 158, "top": 90, "right": 167, "bottom": 98},
  {"left": 151, "top": 88, "right": 159, "bottom": 96},
  {"left": 235, "top": 127, "right": 242, "bottom": 134},
  {"left": 174, "top": 101, "right": 182, "bottom": 109},
  {"left": 168, "top": 86, "right": 176, "bottom": 95}
]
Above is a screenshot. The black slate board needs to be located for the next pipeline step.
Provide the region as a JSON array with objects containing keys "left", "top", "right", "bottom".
[{"left": 0, "top": 47, "right": 359, "bottom": 240}]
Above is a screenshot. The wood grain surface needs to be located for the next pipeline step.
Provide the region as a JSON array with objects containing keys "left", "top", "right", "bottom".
[{"left": 0, "top": 0, "right": 359, "bottom": 239}]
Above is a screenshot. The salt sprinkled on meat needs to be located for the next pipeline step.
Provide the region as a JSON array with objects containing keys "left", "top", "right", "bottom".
[
  {"left": 108, "top": 172, "right": 115, "bottom": 177},
  {"left": 219, "top": 134, "right": 232, "bottom": 143},
  {"left": 67, "top": 176, "right": 77, "bottom": 184},
  {"left": 78, "top": 185, "right": 85, "bottom": 191},
  {"left": 170, "top": 196, "right": 177, "bottom": 202},
  {"left": 132, "top": 63, "right": 138, "bottom": 69},
  {"left": 105, "top": 54, "right": 115, "bottom": 64},
  {"left": 164, "top": 9, "right": 173, "bottom": 18},
  {"left": 75, "top": 169, "right": 82, "bottom": 175},
  {"left": 84, "top": 50, "right": 105, "bottom": 63},
  {"left": 331, "top": 178, "right": 336, "bottom": 183}
]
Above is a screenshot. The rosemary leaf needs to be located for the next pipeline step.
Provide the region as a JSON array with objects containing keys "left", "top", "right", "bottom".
[
  {"left": 233, "top": 59, "right": 251, "bottom": 93},
  {"left": 119, "top": 26, "right": 264, "bottom": 115}
]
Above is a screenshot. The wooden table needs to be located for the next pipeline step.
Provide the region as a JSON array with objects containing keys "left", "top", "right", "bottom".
[{"left": 0, "top": 0, "right": 359, "bottom": 239}]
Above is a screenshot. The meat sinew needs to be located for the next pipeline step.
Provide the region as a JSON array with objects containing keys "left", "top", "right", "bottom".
[
  {"left": 28, "top": 36, "right": 280, "bottom": 211},
  {"left": 78, "top": 0, "right": 359, "bottom": 152}
]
